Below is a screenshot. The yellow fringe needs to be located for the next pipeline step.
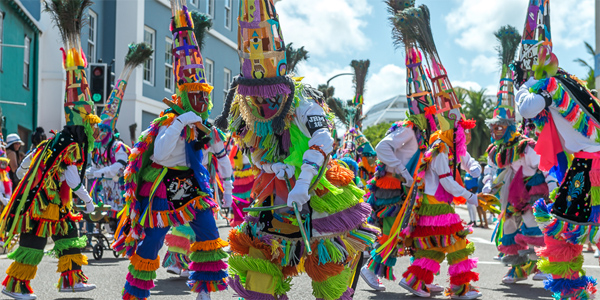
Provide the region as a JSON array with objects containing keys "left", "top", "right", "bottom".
[
  {"left": 6, "top": 262, "right": 37, "bottom": 281},
  {"left": 57, "top": 254, "right": 88, "bottom": 273},
  {"left": 190, "top": 238, "right": 229, "bottom": 252},
  {"left": 33, "top": 203, "right": 60, "bottom": 221},
  {"left": 234, "top": 169, "right": 256, "bottom": 177},
  {"left": 130, "top": 254, "right": 160, "bottom": 272}
]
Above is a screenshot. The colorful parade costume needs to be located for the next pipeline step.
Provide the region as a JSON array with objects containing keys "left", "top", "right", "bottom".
[
  {"left": 514, "top": 1, "right": 600, "bottom": 299},
  {"left": 483, "top": 24, "right": 555, "bottom": 284},
  {"left": 113, "top": 2, "right": 228, "bottom": 299},
  {"left": 213, "top": 1, "right": 377, "bottom": 299},
  {"left": 229, "top": 142, "right": 256, "bottom": 227},
  {"left": 0, "top": 157, "right": 12, "bottom": 208},
  {"left": 0, "top": 1, "right": 101, "bottom": 299},
  {"left": 88, "top": 43, "right": 151, "bottom": 227}
]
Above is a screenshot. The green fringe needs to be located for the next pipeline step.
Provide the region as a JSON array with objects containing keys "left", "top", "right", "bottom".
[
  {"left": 128, "top": 264, "right": 157, "bottom": 281},
  {"left": 49, "top": 236, "right": 88, "bottom": 257},
  {"left": 189, "top": 249, "right": 229, "bottom": 263},
  {"left": 414, "top": 249, "right": 446, "bottom": 263},
  {"left": 418, "top": 203, "right": 454, "bottom": 216},
  {"left": 8, "top": 247, "right": 44, "bottom": 266},
  {"left": 311, "top": 268, "right": 351, "bottom": 300},
  {"left": 590, "top": 187, "right": 600, "bottom": 206},
  {"left": 447, "top": 242, "right": 475, "bottom": 265},
  {"left": 310, "top": 184, "right": 363, "bottom": 214},
  {"left": 228, "top": 255, "right": 291, "bottom": 296},
  {"left": 537, "top": 255, "right": 585, "bottom": 277},
  {"left": 141, "top": 165, "right": 162, "bottom": 183},
  {"left": 172, "top": 225, "right": 196, "bottom": 239}
]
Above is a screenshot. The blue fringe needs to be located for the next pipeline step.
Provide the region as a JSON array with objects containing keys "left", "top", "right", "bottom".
[
  {"left": 188, "top": 270, "right": 228, "bottom": 282},
  {"left": 370, "top": 249, "right": 397, "bottom": 267},
  {"left": 124, "top": 281, "right": 151, "bottom": 298},
  {"left": 526, "top": 172, "right": 546, "bottom": 187},
  {"left": 544, "top": 275, "right": 596, "bottom": 295},
  {"left": 520, "top": 224, "right": 543, "bottom": 236},
  {"left": 371, "top": 196, "right": 403, "bottom": 207},
  {"left": 501, "top": 232, "right": 518, "bottom": 246}
]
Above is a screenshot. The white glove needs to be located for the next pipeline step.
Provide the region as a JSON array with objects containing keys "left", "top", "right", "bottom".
[
  {"left": 467, "top": 193, "right": 478, "bottom": 205},
  {"left": 271, "top": 163, "right": 295, "bottom": 180},
  {"left": 84, "top": 200, "right": 95, "bottom": 214},
  {"left": 176, "top": 111, "right": 203, "bottom": 126},
  {"left": 93, "top": 170, "right": 105, "bottom": 179},
  {"left": 547, "top": 181, "right": 558, "bottom": 193},
  {"left": 222, "top": 180, "right": 233, "bottom": 208},
  {"left": 262, "top": 163, "right": 274, "bottom": 173},
  {"left": 394, "top": 166, "right": 414, "bottom": 187},
  {"left": 288, "top": 179, "right": 310, "bottom": 211},
  {"left": 469, "top": 164, "right": 481, "bottom": 178},
  {"left": 482, "top": 183, "right": 492, "bottom": 194},
  {"left": 85, "top": 167, "right": 96, "bottom": 179}
]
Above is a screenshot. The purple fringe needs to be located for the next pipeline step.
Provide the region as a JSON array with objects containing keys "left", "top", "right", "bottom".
[
  {"left": 312, "top": 202, "right": 371, "bottom": 234},
  {"left": 237, "top": 83, "right": 291, "bottom": 99},
  {"left": 315, "top": 287, "right": 354, "bottom": 300},
  {"left": 245, "top": 215, "right": 260, "bottom": 224},
  {"left": 228, "top": 275, "right": 289, "bottom": 300}
]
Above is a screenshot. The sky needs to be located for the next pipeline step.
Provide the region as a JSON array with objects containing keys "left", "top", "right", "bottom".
[{"left": 274, "top": 0, "right": 595, "bottom": 114}]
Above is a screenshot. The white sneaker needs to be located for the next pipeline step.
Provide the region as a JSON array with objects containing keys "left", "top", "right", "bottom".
[
  {"left": 426, "top": 283, "right": 444, "bottom": 293},
  {"left": 595, "top": 249, "right": 600, "bottom": 258},
  {"left": 166, "top": 265, "right": 182, "bottom": 275},
  {"left": 450, "top": 290, "right": 482, "bottom": 299},
  {"left": 532, "top": 272, "right": 548, "bottom": 281},
  {"left": 359, "top": 265, "right": 385, "bottom": 291},
  {"left": 399, "top": 278, "right": 430, "bottom": 297},
  {"left": 180, "top": 269, "right": 190, "bottom": 278},
  {"left": 196, "top": 291, "right": 211, "bottom": 300},
  {"left": 59, "top": 282, "right": 97, "bottom": 293},
  {"left": 2, "top": 289, "right": 37, "bottom": 300},
  {"left": 502, "top": 275, "right": 526, "bottom": 284}
]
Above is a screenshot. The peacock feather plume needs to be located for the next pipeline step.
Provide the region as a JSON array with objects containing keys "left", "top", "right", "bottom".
[
  {"left": 494, "top": 25, "right": 521, "bottom": 68},
  {"left": 124, "top": 42, "right": 154, "bottom": 71},
  {"left": 191, "top": 11, "right": 213, "bottom": 52},
  {"left": 44, "top": 0, "right": 93, "bottom": 49}
]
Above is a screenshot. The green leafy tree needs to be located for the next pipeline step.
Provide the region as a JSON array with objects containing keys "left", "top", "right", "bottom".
[
  {"left": 458, "top": 87, "right": 494, "bottom": 159},
  {"left": 363, "top": 121, "right": 394, "bottom": 148},
  {"left": 286, "top": 43, "right": 309, "bottom": 75},
  {"left": 573, "top": 41, "right": 596, "bottom": 90}
]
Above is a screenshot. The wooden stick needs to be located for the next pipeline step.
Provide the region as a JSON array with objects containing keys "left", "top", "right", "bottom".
[{"left": 162, "top": 98, "right": 210, "bottom": 134}]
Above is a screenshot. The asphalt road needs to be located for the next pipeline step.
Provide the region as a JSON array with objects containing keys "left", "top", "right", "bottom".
[{"left": 0, "top": 208, "right": 598, "bottom": 300}]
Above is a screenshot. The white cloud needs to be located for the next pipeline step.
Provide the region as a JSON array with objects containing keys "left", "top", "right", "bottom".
[
  {"left": 445, "top": 0, "right": 593, "bottom": 52},
  {"left": 453, "top": 81, "right": 482, "bottom": 91},
  {"left": 276, "top": 0, "right": 372, "bottom": 56},
  {"left": 471, "top": 54, "right": 498, "bottom": 74}
]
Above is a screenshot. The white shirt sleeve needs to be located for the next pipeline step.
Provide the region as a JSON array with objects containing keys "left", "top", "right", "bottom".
[
  {"left": 375, "top": 128, "right": 412, "bottom": 171},
  {"left": 209, "top": 139, "right": 233, "bottom": 179},
  {"left": 93, "top": 144, "right": 129, "bottom": 179},
  {"left": 294, "top": 98, "right": 334, "bottom": 167},
  {"left": 154, "top": 122, "right": 185, "bottom": 162},
  {"left": 460, "top": 151, "right": 482, "bottom": 178},
  {"left": 16, "top": 151, "right": 33, "bottom": 180},
  {"left": 523, "top": 145, "right": 541, "bottom": 171},
  {"left": 431, "top": 151, "right": 473, "bottom": 199},
  {"left": 64, "top": 165, "right": 93, "bottom": 203},
  {"left": 516, "top": 77, "right": 546, "bottom": 119}
]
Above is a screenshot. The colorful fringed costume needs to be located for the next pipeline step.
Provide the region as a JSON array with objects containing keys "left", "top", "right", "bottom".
[
  {"left": 0, "top": 157, "right": 13, "bottom": 208},
  {"left": 212, "top": 2, "right": 377, "bottom": 299},
  {"left": 514, "top": 1, "right": 600, "bottom": 299},
  {"left": 229, "top": 142, "right": 256, "bottom": 227},
  {"left": 114, "top": 2, "right": 228, "bottom": 299}
]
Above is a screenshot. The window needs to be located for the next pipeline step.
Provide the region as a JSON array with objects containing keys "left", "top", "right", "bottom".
[
  {"left": 87, "top": 10, "right": 97, "bottom": 62},
  {"left": 143, "top": 26, "right": 155, "bottom": 85},
  {"left": 164, "top": 37, "right": 173, "bottom": 92},
  {"left": 224, "top": 0, "right": 232, "bottom": 30},
  {"left": 223, "top": 68, "right": 231, "bottom": 100},
  {"left": 0, "top": 11, "right": 4, "bottom": 71},
  {"left": 189, "top": 0, "right": 196, "bottom": 6},
  {"left": 206, "top": 0, "right": 215, "bottom": 18},
  {"left": 23, "top": 36, "right": 30, "bottom": 88},
  {"left": 205, "top": 58, "right": 214, "bottom": 98}
]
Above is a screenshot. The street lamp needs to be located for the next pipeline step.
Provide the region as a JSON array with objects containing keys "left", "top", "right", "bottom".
[{"left": 324, "top": 72, "right": 353, "bottom": 99}]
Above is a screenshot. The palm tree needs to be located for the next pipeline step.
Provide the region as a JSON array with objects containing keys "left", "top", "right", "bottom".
[
  {"left": 458, "top": 87, "right": 494, "bottom": 159},
  {"left": 573, "top": 41, "right": 595, "bottom": 90},
  {"left": 286, "top": 43, "right": 309, "bottom": 75}
]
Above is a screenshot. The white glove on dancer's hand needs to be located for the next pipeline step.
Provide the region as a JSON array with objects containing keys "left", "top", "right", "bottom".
[
  {"left": 222, "top": 180, "right": 233, "bottom": 208},
  {"left": 176, "top": 111, "right": 203, "bottom": 126},
  {"left": 271, "top": 163, "right": 295, "bottom": 180},
  {"left": 84, "top": 199, "right": 95, "bottom": 214},
  {"left": 394, "top": 166, "right": 414, "bottom": 187},
  {"left": 287, "top": 164, "right": 317, "bottom": 211},
  {"left": 547, "top": 181, "right": 558, "bottom": 193},
  {"left": 467, "top": 193, "right": 478, "bottom": 205},
  {"left": 482, "top": 184, "right": 492, "bottom": 194},
  {"left": 469, "top": 164, "right": 481, "bottom": 178},
  {"left": 85, "top": 167, "right": 96, "bottom": 179}
]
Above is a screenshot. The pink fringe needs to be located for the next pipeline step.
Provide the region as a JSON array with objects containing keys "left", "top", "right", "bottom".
[
  {"left": 515, "top": 234, "right": 545, "bottom": 247},
  {"left": 498, "top": 244, "right": 527, "bottom": 255},
  {"left": 164, "top": 234, "right": 192, "bottom": 251},
  {"left": 528, "top": 184, "right": 549, "bottom": 198},
  {"left": 536, "top": 235, "right": 583, "bottom": 262},
  {"left": 412, "top": 257, "right": 441, "bottom": 274},
  {"left": 426, "top": 113, "right": 438, "bottom": 132},
  {"left": 448, "top": 258, "right": 478, "bottom": 277},
  {"left": 189, "top": 260, "right": 228, "bottom": 272},
  {"left": 126, "top": 272, "right": 155, "bottom": 290},
  {"left": 417, "top": 213, "right": 461, "bottom": 227},
  {"left": 590, "top": 169, "right": 600, "bottom": 186},
  {"left": 434, "top": 184, "right": 454, "bottom": 204},
  {"left": 455, "top": 126, "right": 467, "bottom": 158},
  {"left": 139, "top": 182, "right": 167, "bottom": 198},
  {"left": 508, "top": 168, "right": 527, "bottom": 210}
]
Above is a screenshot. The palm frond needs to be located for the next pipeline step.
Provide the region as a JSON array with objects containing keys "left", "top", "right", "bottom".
[
  {"left": 44, "top": 0, "right": 93, "bottom": 47},
  {"left": 327, "top": 97, "right": 349, "bottom": 126},
  {"left": 585, "top": 41, "right": 595, "bottom": 58},
  {"left": 286, "top": 43, "right": 310, "bottom": 75},
  {"left": 494, "top": 25, "right": 521, "bottom": 67},
  {"left": 191, "top": 11, "right": 213, "bottom": 51},
  {"left": 351, "top": 59, "right": 370, "bottom": 100}
]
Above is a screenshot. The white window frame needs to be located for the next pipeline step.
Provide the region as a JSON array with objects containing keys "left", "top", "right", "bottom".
[
  {"left": 205, "top": 58, "right": 214, "bottom": 98},
  {"left": 0, "top": 11, "right": 4, "bottom": 71},
  {"left": 224, "top": 0, "right": 232, "bottom": 30},
  {"left": 189, "top": 0, "right": 197, "bottom": 6},
  {"left": 87, "top": 10, "right": 97, "bottom": 63},
  {"left": 23, "top": 36, "right": 30, "bottom": 88},
  {"left": 143, "top": 26, "right": 156, "bottom": 86},
  {"left": 206, "top": 0, "right": 215, "bottom": 19},
  {"left": 164, "top": 37, "right": 174, "bottom": 92},
  {"left": 223, "top": 67, "right": 231, "bottom": 100}
]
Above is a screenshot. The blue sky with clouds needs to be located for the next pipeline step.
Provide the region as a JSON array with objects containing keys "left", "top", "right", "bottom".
[{"left": 275, "top": 0, "right": 595, "bottom": 113}]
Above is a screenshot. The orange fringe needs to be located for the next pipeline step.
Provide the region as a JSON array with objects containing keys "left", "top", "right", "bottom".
[
  {"left": 6, "top": 262, "right": 37, "bottom": 281},
  {"left": 325, "top": 161, "right": 354, "bottom": 187},
  {"left": 228, "top": 230, "right": 280, "bottom": 263},
  {"left": 282, "top": 265, "right": 300, "bottom": 279},
  {"left": 304, "top": 254, "right": 345, "bottom": 282},
  {"left": 130, "top": 254, "right": 160, "bottom": 272},
  {"left": 375, "top": 174, "right": 402, "bottom": 190},
  {"left": 190, "top": 238, "right": 228, "bottom": 252}
]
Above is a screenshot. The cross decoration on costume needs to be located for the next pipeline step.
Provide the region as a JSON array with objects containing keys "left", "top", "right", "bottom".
[{"left": 173, "top": 29, "right": 206, "bottom": 85}]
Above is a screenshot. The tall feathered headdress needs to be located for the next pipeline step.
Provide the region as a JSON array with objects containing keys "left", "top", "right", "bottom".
[
  {"left": 518, "top": 0, "right": 557, "bottom": 81},
  {"left": 351, "top": 59, "right": 369, "bottom": 128},
  {"left": 488, "top": 25, "right": 520, "bottom": 126}
]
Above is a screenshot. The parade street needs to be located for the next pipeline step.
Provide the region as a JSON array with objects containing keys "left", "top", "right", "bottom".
[{"left": 1, "top": 207, "right": 597, "bottom": 300}]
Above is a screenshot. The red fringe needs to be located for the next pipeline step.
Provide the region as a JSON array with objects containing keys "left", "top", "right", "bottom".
[
  {"left": 450, "top": 271, "right": 479, "bottom": 286},
  {"left": 410, "top": 222, "right": 464, "bottom": 238},
  {"left": 402, "top": 265, "right": 434, "bottom": 285}
]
